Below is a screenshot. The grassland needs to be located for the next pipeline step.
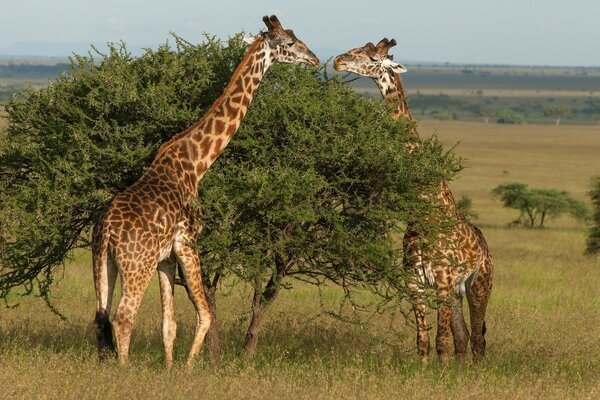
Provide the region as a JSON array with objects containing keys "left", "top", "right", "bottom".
[{"left": 1, "top": 118, "right": 599, "bottom": 399}]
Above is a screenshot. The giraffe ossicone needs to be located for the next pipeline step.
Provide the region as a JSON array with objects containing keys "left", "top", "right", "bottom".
[
  {"left": 92, "top": 15, "right": 319, "bottom": 369},
  {"left": 334, "top": 39, "right": 493, "bottom": 364}
]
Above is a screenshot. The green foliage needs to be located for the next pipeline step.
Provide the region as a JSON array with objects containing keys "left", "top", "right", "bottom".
[
  {"left": 0, "top": 34, "right": 460, "bottom": 306},
  {"left": 496, "top": 108, "right": 524, "bottom": 124},
  {"left": 582, "top": 98, "right": 600, "bottom": 117},
  {"left": 585, "top": 176, "right": 600, "bottom": 255},
  {"left": 456, "top": 194, "right": 478, "bottom": 221},
  {"left": 492, "top": 183, "right": 588, "bottom": 227},
  {"left": 201, "top": 65, "right": 460, "bottom": 294}
]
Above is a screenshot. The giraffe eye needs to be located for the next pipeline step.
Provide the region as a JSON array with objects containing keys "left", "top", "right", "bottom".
[{"left": 369, "top": 56, "right": 378, "bottom": 62}]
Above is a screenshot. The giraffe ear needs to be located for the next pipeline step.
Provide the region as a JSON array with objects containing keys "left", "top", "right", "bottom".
[
  {"left": 243, "top": 36, "right": 257, "bottom": 45},
  {"left": 390, "top": 63, "right": 407, "bottom": 74},
  {"left": 382, "top": 58, "right": 407, "bottom": 74}
]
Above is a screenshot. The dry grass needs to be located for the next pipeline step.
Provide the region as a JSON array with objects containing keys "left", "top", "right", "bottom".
[{"left": 1, "top": 120, "right": 600, "bottom": 399}]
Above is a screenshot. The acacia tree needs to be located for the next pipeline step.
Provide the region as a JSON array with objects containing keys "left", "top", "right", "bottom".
[
  {"left": 543, "top": 104, "right": 571, "bottom": 126},
  {"left": 585, "top": 176, "right": 600, "bottom": 255},
  {"left": 492, "top": 183, "right": 587, "bottom": 227},
  {"left": 0, "top": 35, "right": 459, "bottom": 359},
  {"left": 200, "top": 65, "right": 459, "bottom": 355}
]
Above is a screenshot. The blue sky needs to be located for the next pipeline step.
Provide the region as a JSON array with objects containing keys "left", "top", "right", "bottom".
[{"left": 1, "top": 0, "right": 599, "bottom": 66}]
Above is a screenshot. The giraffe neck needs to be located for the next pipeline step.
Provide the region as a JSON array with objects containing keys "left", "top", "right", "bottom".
[
  {"left": 151, "top": 38, "right": 274, "bottom": 197},
  {"left": 374, "top": 72, "right": 419, "bottom": 137},
  {"left": 375, "top": 71, "right": 460, "bottom": 217}
]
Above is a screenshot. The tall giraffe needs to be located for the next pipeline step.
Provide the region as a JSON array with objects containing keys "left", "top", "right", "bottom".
[
  {"left": 334, "top": 39, "right": 493, "bottom": 363},
  {"left": 92, "top": 15, "right": 319, "bottom": 368}
]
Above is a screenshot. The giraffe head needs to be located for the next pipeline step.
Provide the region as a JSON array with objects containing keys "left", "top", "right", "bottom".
[
  {"left": 334, "top": 38, "right": 407, "bottom": 78},
  {"left": 246, "top": 15, "right": 319, "bottom": 66}
]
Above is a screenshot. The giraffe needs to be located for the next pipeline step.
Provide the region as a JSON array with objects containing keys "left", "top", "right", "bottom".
[
  {"left": 334, "top": 39, "right": 493, "bottom": 364},
  {"left": 92, "top": 15, "right": 319, "bottom": 369}
]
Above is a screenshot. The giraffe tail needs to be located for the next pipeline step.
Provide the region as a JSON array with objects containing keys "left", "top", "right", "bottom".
[
  {"left": 92, "top": 219, "right": 116, "bottom": 359},
  {"left": 481, "top": 320, "right": 487, "bottom": 353},
  {"left": 94, "top": 310, "right": 115, "bottom": 359}
]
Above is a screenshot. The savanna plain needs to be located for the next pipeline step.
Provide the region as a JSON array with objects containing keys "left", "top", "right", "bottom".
[{"left": 1, "top": 63, "right": 600, "bottom": 398}]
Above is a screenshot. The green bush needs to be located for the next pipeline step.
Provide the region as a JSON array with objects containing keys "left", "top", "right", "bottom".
[
  {"left": 496, "top": 108, "right": 524, "bottom": 124},
  {"left": 585, "top": 176, "right": 600, "bottom": 255}
]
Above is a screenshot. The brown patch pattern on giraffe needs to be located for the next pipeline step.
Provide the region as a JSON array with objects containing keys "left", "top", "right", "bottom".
[{"left": 334, "top": 38, "right": 493, "bottom": 364}]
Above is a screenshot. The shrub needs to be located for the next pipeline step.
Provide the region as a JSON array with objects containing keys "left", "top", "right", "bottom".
[{"left": 585, "top": 176, "right": 600, "bottom": 255}]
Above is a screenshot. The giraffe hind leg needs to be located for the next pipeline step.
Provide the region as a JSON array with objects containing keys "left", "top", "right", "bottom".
[
  {"left": 450, "top": 294, "right": 470, "bottom": 358},
  {"left": 111, "top": 262, "right": 155, "bottom": 365},
  {"left": 158, "top": 259, "right": 177, "bottom": 370},
  {"left": 466, "top": 261, "right": 493, "bottom": 361},
  {"left": 175, "top": 243, "right": 212, "bottom": 368}
]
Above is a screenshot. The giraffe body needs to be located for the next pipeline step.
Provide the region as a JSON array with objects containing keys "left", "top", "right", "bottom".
[
  {"left": 92, "top": 15, "right": 318, "bottom": 368},
  {"left": 334, "top": 39, "right": 493, "bottom": 363}
]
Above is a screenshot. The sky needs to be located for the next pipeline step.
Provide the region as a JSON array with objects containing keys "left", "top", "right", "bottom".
[{"left": 1, "top": 0, "right": 599, "bottom": 66}]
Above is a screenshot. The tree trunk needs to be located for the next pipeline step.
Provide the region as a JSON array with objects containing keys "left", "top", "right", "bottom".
[
  {"left": 242, "top": 267, "right": 284, "bottom": 357},
  {"left": 527, "top": 210, "right": 536, "bottom": 227},
  {"left": 202, "top": 272, "right": 221, "bottom": 366},
  {"left": 556, "top": 117, "right": 561, "bottom": 126},
  {"left": 540, "top": 210, "right": 546, "bottom": 227}
]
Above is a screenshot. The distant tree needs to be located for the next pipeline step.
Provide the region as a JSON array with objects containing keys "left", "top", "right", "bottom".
[
  {"left": 585, "top": 176, "right": 600, "bottom": 255},
  {"left": 475, "top": 106, "right": 497, "bottom": 125},
  {"left": 543, "top": 104, "right": 571, "bottom": 126},
  {"left": 582, "top": 98, "right": 600, "bottom": 118},
  {"left": 429, "top": 109, "right": 452, "bottom": 121},
  {"left": 456, "top": 194, "right": 478, "bottom": 221},
  {"left": 407, "top": 93, "right": 465, "bottom": 116},
  {"left": 496, "top": 108, "right": 524, "bottom": 124},
  {"left": 492, "top": 183, "right": 587, "bottom": 227}
]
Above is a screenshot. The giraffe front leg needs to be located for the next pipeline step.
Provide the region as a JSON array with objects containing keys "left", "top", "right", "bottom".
[
  {"left": 413, "top": 302, "right": 431, "bottom": 364},
  {"left": 435, "top": 293, "right": 453, "bottom": 365},
  {"left": 158, "top": 260, "right": 177, "bottom": 370},
  {"left": 174, "top": 243, "right": 212, "bottom": 369}
]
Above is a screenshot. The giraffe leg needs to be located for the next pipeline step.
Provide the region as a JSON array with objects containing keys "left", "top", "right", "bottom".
[
  {"left": 466, "top": 263, "right": 493, "bottom": 361},
  {"left": 112, "top": 264, "right": 154, "bottom": 365},
  {"left": 412, "top": 301, "right": 431, "bottom": 364},
  {"left": 175, "top": 244, "right": 211, "bottom": 368},
  {"left": 435, "top": 292, "right": 453, "bottom": 365},
  {"left": 158, "top": 260, "right": 177, "bottom": 370},
  {"left": 451, "top": 295, "right": 470, "bottom": 358}
]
